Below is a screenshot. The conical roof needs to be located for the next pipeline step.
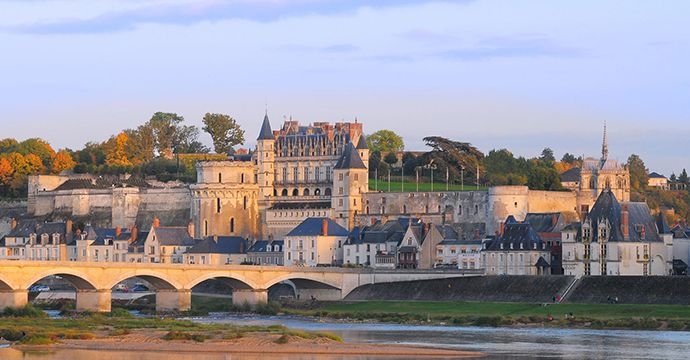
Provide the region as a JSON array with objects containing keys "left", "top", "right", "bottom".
[
  {"left": 257, "top": 113, "right": 274, "bottom": 140},
  {"left": 356, "top": 134, "right": 368, "bottom": 149},
  {"left": 334, "top": 142, "right": 366, "bottom": 169}
]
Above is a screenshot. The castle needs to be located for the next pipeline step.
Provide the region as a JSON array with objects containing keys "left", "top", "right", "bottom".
[{"left": 21, "top": 117, "right": 630, "bottom": 245}]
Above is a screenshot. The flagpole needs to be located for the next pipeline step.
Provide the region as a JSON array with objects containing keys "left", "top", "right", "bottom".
[{"left": 446, "top": 167, "right": 449, "bottom": 191}]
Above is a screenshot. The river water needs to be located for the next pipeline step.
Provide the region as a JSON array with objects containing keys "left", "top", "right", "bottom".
[{"left": 3, "top": 314, "right": 690, "bottom": 359}]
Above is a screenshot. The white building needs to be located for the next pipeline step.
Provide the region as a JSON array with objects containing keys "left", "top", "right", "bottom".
[
  {"left": 483, "top": 216, "right": 551, "bottom": 275},
  {"left": 284, "top": 217, "right": 348, "bottom": 266}
]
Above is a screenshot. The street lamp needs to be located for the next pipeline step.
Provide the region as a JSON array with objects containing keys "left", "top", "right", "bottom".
[
  {"left": 461, "top": 165, "right": 465, "bottom": 191},
  {"left": 424, "top": 160, "right": 437, "bottom": 192}
]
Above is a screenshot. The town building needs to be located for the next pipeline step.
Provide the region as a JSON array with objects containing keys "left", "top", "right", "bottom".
[
  {"left": 648, "top": 172, "right": 669, "bottom": 189},
  {"left": 0, "top": 219, "right": 73, "bottom": 261},
  {"left": 284, "top": 217, "right": 349, "bottom": 266},
  {"left": 483, "top": 216, "right": 551, "bottom": 275},
  {"left": 343, "top": 219, "right": 406, "bottom": 268},
  {"left": 142, "top": 217, "right": 196, "bottom": 263},
  {"left": 246, "top": 239, "right": 284, "bottom": 266},
  {"left": 561, "top": 190, "right": 673, "bottom": 276},
  {"left": 182, "top": 236, "right": 248, "bottom": 265}
]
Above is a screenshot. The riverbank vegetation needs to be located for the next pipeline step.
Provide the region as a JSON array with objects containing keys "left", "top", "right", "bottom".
[{"left": 283, "top": 300, "right": 690, "bottom": 331}]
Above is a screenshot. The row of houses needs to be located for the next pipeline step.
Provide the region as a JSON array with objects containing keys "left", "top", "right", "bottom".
[{"left": 2, "top": 190, "right": 690, "bottom": 276}]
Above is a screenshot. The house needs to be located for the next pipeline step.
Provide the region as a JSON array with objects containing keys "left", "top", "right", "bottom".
[
  {"left": 397, "top": 219, "right": 425, "bottom": 269},
  {"left": 523, "top": 212, "right": 573, "bottom": 275},
  {"left": 432, "top": 226, "right": 482, "bottom": 270},
  {"left": 647, "top": 172, "right": 669, "bottom": 189},
  {"left": 183, "top": 236, "right": 248, "bottom": 265},
  {"left": 561, "top": 190, "right": 673, "bottom": 276},
  {"left": 246, "top": 239, "right": 284, "bottom": 266},
  {"left": 343, "top": 219, "right": 405, "bottom": 268},
  {"left": 284, "top": 217, "right": 348, "bottom": 266},
  {"left": 126, "top": 228, "right": 148, "bottom": 263},
  {"left": 71, "top": 225, "right": 133, "bottom": 262},
  {"left": 483, "top": 216, "right": 551, "bottom": 275},
  {"left": 670, "top": 221, "right": 690, "bottom": 275},
  {"left": 0, "top": 219, "right": 73, "bottom": 261},
  {"left": 143, "top": 217, "right": 196, "bottom": 263}
]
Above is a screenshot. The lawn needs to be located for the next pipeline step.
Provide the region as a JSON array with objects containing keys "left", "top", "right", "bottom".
[{"left": 369, "top": 179, "right": 486, "bottom": 192}]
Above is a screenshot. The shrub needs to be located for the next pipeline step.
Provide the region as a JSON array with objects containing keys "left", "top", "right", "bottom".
[
  {"left": 274, "top": 334, "right": 289, "bottom": 344},
  {"left": 1, "top": 304, "right": 47, "bottom": 318}
]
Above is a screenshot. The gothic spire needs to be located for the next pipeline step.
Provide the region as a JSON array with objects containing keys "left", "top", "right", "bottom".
[
  {"left": 601, "top": 121, "right": 608, "bottom": 160},
  {"left": 257, "top": 112, "right": 274, "bottom": 141}
]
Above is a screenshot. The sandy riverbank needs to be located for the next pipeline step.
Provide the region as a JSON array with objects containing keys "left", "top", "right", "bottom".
[{"left": 15, "top": 330, "right": 482, "bottom": 358}]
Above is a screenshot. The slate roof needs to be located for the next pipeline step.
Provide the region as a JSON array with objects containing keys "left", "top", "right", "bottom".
[
  {"left": 257, "top": 113, "right": 275, "bottom": 140},
  {"left": 356, "top": 134, "right": 368, "bottom": 149},
  {"left": 535, "top": 256, "right": 550, "bottom": 267},
  {"left": 347, "top": 219, "right": 406, "bottom": 245},
  {"left": 486, "top": 217, "right": 548, "bottom": 251},
  {"left": 153, "top": 227, "right": 195, "bottom": 246},
  {"left": 53, "top": 176, "right": 151, "bottom": 191},
  {"left": 247, "top": 239, "right": 284, "bottom": 252},
  {"left": 5, "top": 220, "right": 72, "bottom": 243},
  {"left": 524, "top": 213, "right": 567, "bottom": 233},
  {"left": 560, "top": 167, "right": 581, "bottom": 182},
  {"left": 128, "top": 231, "right": 149, "bottom": 252},
  {"left": 582, "top": 190, "right": 661, "bottom": 242},
  {"left": 186, "top": 236, "right": 247, "bottom": 254},
  {"left": 286, "top": 217, "right": 349, "bottom": 237},
  {"left": 648, "top": 172, "right": 666, "bottom": 179},
  {"left": 333, "top": 142, "right": 366, "bottom": 169}
]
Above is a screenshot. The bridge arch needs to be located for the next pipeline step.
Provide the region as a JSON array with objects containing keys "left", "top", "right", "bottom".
[
  {"left": 105, "top": 270, "right": 182, "bottom": 291},
  {"left": 186, "top": 272, "right": 258, "bottom": 290},
  {"left": 26, "top": 269, "right": 98, "bottom": 291},
  {"left": 264, "top": 274, "right": 342, "bottom": 290}
]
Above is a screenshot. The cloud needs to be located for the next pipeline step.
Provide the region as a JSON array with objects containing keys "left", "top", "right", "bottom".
[
  {"left": 437, "top": 35, "right": 580, "bottom": 61},
  {"left": 5, "top": 0, "right": 459, "bottom": 34}
]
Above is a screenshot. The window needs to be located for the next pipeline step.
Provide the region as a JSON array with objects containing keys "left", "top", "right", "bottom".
[
  {"left": 354, "top": 173, "right": 359, "bottom": 181},
  {"left": 243, "top": 196, "right": 247, "bottom": 209},
  {"left": 338, "top": 173, "right": 344, "bottom": 181},
  {"left": 216, "top": 198, "right": 221, "bottom": 213},
  {"left": 338, "top": 199, "right": 343, "bottom": 206},
  {"left": 304, "top": 167, "right": 310, "bottom": 182},
  {"left": 458, "top": 205, "right": 462, "bottom": 216},
  {"left": 230, "top": 218, "right": 235, "bottom": 233},
  {"left": 293, "top": 167, "right": 298, "bottom": 183},
  {"left": 474, "top": 205, "right": 479, "bottom": 215},
  {"left": 339, "top": 187, "right": 344, "bottom": 195},
  {"left": 326, "top": 166, "right": 331, "bottom": 181},
  {"left": 218, "top": 173, "right": 222, "bottom": 183},
  {"left": 315, "top": 167, "right": 320, "bottom": 182},
  {"left": 149, "top": 246, "right": 155, "bottom": 254}
]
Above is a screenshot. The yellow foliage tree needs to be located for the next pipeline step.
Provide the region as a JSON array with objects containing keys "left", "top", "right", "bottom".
[
  {"left": 51, "top": 150, "right": 76, "bottom": 174},
  {"left": 105, "top": 132, "right": 133, "bottom": 167}
]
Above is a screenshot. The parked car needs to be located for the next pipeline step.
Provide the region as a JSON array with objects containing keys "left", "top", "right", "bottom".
[
  {"left": 29, "top": 285, "right": 50, "bottom": 292},
  {"left": 114, "top": 284, "right": 129, "bottom": 292},
  {"left": 130, "top": 284, "right": 149, "bottom": 292}
]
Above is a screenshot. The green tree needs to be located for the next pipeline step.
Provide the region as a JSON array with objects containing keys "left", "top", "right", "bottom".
[
  {"left": 384, "top": 152, "right": 398, "bottom": 166},
  {"left": 539, "top": 147, "right": 555, "bottom": 166},
  {"left": 124, "top": 126, "right": 155, "bottom": 165},
  {"left": 202, "top": 113, "right": 245, "bottom": 154},
  {"left": 174, "top": 125, "right": 209, "bottom": 154},
  {"left": 366, "top": 130, "right": 404, "bottom": 153},
  {"left": 15, "top": 138, "right": 55, "bottom": 168},
  {"left": 423, "top": 136, "right": 484, "bottom": 184},
  {"left": 627, "top": 154, "right": 648, "bottom": 192},
  {"left": 0, "top": 138, "right": 19, "bottom": 154},
  {"left": 679, "top": 169, "right": 689, "bottom": 184},
  {"left": 147, "top": 112, "right": 185, "bottom": 158}
]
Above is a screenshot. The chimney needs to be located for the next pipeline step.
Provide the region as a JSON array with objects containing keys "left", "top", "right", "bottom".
[
  {"left": 322, "top": 218, "right": 328, "bottom": 236},
  {"left": 621, "top": 204, "right": 629, "bottom": 240},
  {"left": 187, "top": 220, "right": 195, "bottom": 237},
  {"left": 115, "top": 226, "right": 122, "bottom": 237},
  {"left": 152, "top": 216, "right": 160, "bottom": 228},
  {"left": 473, "top": 229, "right": 480, "bottom": 240},
  {"left": 551, "top": 214, "right": 558, "bottom": 227},
  {"left": 499, "top": 221, "right": 505, "bottom": 236},
  {"left": 66, "top": 219, "right": 73, "bottom": 238},
  {"left": 10, "top": 218, "right": 17, "bottom": 230},
  {"left": 130, "top": 226, "right": 138, "bottom": 244}
]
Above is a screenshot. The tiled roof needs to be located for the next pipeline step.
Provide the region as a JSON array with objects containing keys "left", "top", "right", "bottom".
[
  {"left": 333, "top": 142, "right": 366, "bottom": 169},
  {"left": 286, "top": 218, "right": 349, "bottom": 237}
]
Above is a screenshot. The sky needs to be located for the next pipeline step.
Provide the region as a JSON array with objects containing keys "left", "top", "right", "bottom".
[{"left": 1, "top": 0, "right": 688, "bottom": 176}]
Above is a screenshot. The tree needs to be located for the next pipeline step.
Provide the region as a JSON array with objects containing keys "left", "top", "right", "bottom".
[
  {"left": 105, "top": 132, "right": 133, "bottom": 167},
  {"left": 627, "top": 154, "right": 648, "bottom": 192},
  {"left": 51, "top": 150, "right": 76, "bottom": 174},
  {"left": 367, "top": 130, "right": 404, "bottom": 153},
  {"left": 384, "top": 152, "right": 398, "bottom": 166},
  {"left": 561, "top": 152, "right": 577, "bottom": 164},
  {"left": 15, "top": 138, "right": 55, "bottom": 168},
  {"left": 539, "top": 147, "right": 555, "bottom": 166},
  {"left": 423, "top": 136, "right": 484, "bottom": 184},
  {"left": 680, "top": 169, "right": 689, "bottom": 184},
  {"left": 0, "top": 138, "right": 18, "bottom": 154},
  {"left": 147, "top": 112, "right": 184, "bottom": 159},
  {"left": 124, "top": 126, "right": 155, "bottom": 165},
  {"left": 202, "top": 113, "right": 245, "bottom": 154},
  {"left": 174, "top": 125, "right": 209, "bottom": 154}
]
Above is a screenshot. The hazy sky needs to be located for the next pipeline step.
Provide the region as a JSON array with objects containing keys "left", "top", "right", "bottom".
[{"left": 1, "top": 1, "right": 688, "bottom": 176}]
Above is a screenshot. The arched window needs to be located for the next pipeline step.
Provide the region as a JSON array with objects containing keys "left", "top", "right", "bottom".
[
  {"left": 292, "top": 189, "right": 299, "bottom": 196},
  {"left": 241, "top": 173, "right": 245, "bottom": 183},
  {"left": 273, "top": 189, "right": 278, "bottom": 196},
  {"left": 216, "top": 198, "right": 221, "bottom": 213},
  {"left": 204, "top": 220, "right": 208, "bottom": 236},
  {"left": 230, "top": 218, "right": 235, "bottom": 233},
  {"left": 458, "top": 205, "right": 463, "bottom": 216},
  {"left": 474, "top": 205, "right": 479, "bottom": 215},
  {"left": 218, "top": 173, "right": 222, "bottom": 183},
  {"left": 325, "top": 188, "right": 332, "bottom": 196},
  {"left": 403, "top": 205, "right": 407, "bottom": 213},
  {"left": 281, "top": 189, "right": 288, "bottom": 196},
  {"left": 315, "top": 188, "right": 321, "bottom": 195},
  {"left": 366, "top": 206, "right": 370, "bottom": 214},
  {"left": 589, "top": 177, "right": 596, "bottom": 189},
  {"left": 303, "top": 188, "right": 310, "bottom": 196}
]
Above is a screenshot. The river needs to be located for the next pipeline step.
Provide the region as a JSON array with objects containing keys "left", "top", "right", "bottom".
[{"left": 3, "top": 314, "right": 690, "bottom": 359}]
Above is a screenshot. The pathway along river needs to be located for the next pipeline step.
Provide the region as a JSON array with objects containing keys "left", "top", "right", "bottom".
[{"left": 2, "top": 314, "right": 690, "bottom": 359}]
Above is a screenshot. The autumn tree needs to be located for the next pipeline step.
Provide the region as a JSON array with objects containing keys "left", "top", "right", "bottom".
[
  {"left": 15, "top": 138, "right": 55, "bottom": 168},
  {"left": 627, "top": 154, "right": 648, "bottom": 192},
  {"left": 367, "top": 130, "right": 404, "bottom": 153},
  {"left": 51, "top": 150, "right": 76, "bottom": 174},
  {"left": 146, "top": 112, "right": 184, "bottom": 158},
  {"left": 105, "top": 132, "right": 133, "bottom": 167},
  {"left": 0, "top": 138, "right": 18, "bottom": 153},
  {"left": 202, "top": 113, "right": 245, "bottom": 154},
  {"left": 124, "top": 126, "right": 155, "bottom": 165}
]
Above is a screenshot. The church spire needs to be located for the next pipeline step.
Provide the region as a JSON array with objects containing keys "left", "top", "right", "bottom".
[
  {"left": 601, "top": 121, "right": 608, "bottom": 160},
  {"left": 257, "top": 112, "right": 274, "bottom": 141}
]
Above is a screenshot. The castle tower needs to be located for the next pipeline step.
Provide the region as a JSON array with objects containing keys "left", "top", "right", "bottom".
[
  {"left": 256, "top": 113, "right": 275, "bottom": 200},
  {"left": 356, "top": 133, "right": 369, "bottom": 170},
  {"left": 332, "top": 142, "right": 368, "bottom": 230}
]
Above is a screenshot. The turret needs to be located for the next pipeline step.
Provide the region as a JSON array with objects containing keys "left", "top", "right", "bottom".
[
  {"left": 356, "top": 134, "right": 369, "bottom": 170},
  {"left": 332, "top": 142, "right": 368, "bottom": 230},
  {"left": 256, "top": 113, "right": 275, "bottom": 200}
]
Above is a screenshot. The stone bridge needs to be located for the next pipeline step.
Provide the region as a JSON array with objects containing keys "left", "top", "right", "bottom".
[{"left": 0, "top": 261, "right": 481, "bottom": 312}]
